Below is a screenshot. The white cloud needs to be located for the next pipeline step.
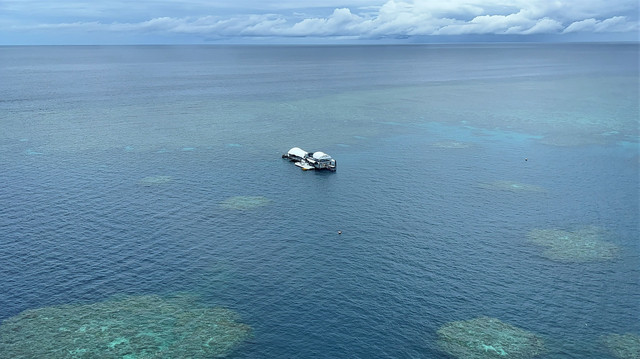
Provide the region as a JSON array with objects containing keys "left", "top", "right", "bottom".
[
  {"left": 564, "top": 16, "right": 638, "bottom": 33},
  {"left": 286, "top": 8, "right": 364, "bottom": 36},
  {"left": 3, "top": 0, "right": 639, "bottom": 42},
  {"left": 523, "top": 18, "right": 564, "bottom": 34},
  {"left": 437, "top": 11, "right": 535, "bottom": 35}
]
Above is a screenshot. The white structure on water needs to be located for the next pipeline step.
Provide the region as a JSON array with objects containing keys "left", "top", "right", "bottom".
[{"left": 282, "top": 147, "right": 337, "bottom": 171}]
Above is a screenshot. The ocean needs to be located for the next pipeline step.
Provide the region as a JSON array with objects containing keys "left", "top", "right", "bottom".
[{"left": 0, "top": 44, "right": 638, "bottom": 358}]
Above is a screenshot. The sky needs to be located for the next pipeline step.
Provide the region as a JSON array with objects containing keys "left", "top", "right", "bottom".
[{"left": 1, "top": 0, "right": 638, "bottom": 44}]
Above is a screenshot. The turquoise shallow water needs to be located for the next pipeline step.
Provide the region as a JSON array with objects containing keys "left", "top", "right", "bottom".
[{"left": 0, "top": 44, "right": 638, "bottom": 358}]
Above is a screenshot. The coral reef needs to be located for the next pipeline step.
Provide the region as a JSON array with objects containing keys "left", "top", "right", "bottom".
[
  {"left": 0, "top": 294, "right": 251, "bottom": 359},
  {"left": 601, "top": 333, "right": 640, "bottom": 359},
  {"left": 220, "top": 196, "right": 270, "bottom": 210},
  {"left": 437, "top": 316, "right": 545, "bottom": 359},
  {"left": 527, "top": 226, "right": 619, "bottom": 263},
  {"left": 477, "top": 181, "right": 546, "bottom": 193},
  {"left": 138, "top": 175, "right": 172, "bottom": 186},
  {"left": 431, "top": 141, "right": 472, "bottom": 149}
]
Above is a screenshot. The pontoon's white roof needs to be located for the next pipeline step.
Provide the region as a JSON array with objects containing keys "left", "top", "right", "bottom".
[
  {"left": 288, "top": 147, "right": 308, "bottom": 158},
  {"left": 312, "top": 152, "right": 332, "bottom": 160}
]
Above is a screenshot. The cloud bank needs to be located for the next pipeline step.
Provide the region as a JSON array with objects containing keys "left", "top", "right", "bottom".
[{"left": 2, "top": 0, "right": 638, "bottom": 43}]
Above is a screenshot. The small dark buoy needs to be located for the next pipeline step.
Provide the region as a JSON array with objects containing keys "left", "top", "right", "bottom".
[{"left": 338, "top": 230, "right": 342, "bottom": 235}]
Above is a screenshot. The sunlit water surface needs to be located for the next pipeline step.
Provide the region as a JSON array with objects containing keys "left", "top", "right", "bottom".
[{"left": 0, "top": 44, "right": 638, "bottom": 358}]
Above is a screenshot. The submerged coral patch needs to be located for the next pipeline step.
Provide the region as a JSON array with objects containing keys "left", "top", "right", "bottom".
[
  {"left": 478, "top": 180, "right": 546, "bottom": 193},
  {"left": 24, "top": 148, "right": 44, "bottom": 155},
  {"left": 601, "top": 333, "right": 640, "bottom": 359},
  {"left": 220, "top": 196, "right": 270, "bottom": 210},
  {"left": 527, "top": 226, "right": 619, "bottom": 263},
  {"left": 431, "top": 141, "right": 472, "bottom": 149},
  {"left": 138, "top": 175, "right": 172, "bottom": 186},
  {"left": 0, "top": 295, "right": 251, "bottom": 358},
  {"left": 437, "top": 316, "right": 545, "bottom": 359},
  {"left": 539, "top": 133, "right": 608, "bottom": 147}
]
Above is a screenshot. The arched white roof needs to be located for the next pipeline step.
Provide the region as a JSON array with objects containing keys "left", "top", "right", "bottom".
[
  {"left": 288, "top": 147, "right": 308, "bottom": 158},
  {"left": 312, "top": 152, "right": 332, "bottom": 160}
]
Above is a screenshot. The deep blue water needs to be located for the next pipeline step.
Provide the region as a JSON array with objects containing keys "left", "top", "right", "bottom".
[{"left": 0, "top": 44, "right": 639, "bottom": 358}]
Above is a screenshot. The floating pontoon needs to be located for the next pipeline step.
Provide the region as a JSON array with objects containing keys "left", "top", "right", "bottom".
[{"left": 282, "top": 147, "right": 337, "bottom": 171}]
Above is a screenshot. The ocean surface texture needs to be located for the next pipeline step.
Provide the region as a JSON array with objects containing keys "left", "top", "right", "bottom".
[{"left": 0, "top": 44, "right": 638, "bottom": 358}]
